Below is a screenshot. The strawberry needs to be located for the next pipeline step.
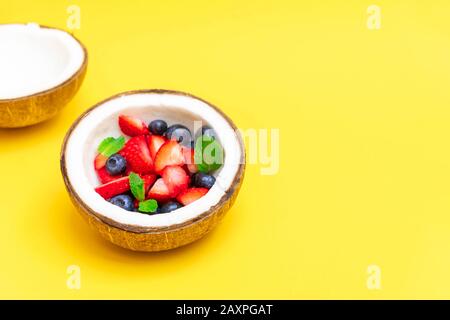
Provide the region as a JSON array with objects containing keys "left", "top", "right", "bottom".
[
  {"left": 147, "top": 178, "right": 171, "bottom": 202},
  {"left": 96, "top": 167, "right": 122, "bottom": 184},
  {"left": 125, "top": 166, "right": 133, "bottom": 175},
  {"left": 118, "top": 115, "right": 149, "bottom": 137},
  {"left": 94, "top": 153, "right": 108, "bottom": 170},
  {"left": 182, "top": 146, "right": 198, "bottom": 174},
  {"left": 154, "top": 140, "right": 185, "bottom": 173},
  {"left": 162, "top": 165, "right": 190, "bottom": 197},
  {"left": 94, "top": 136, "right": 126, "bottom": 170},
  {"left": 95, "top": 176, "right": 130, "bottom": 199},
  {"left": 176, "top": 188, "right": 209, "bottom": 206},
  {"left": 119, "top": 136, "right": 154, "bottom": 174},
  {"left": 148, "top": 135, "right": 167, "bottom": 160},
  {"left": 141, "top": 174, "right": 157, "bottom": 193}
]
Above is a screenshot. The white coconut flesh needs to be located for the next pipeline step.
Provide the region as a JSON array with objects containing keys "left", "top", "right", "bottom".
[
  {"left": 0, "top": 23, "right": 85, "bottom": 100},
  {"left": 64, "top": 92, "right": 242, "bottom": 228}
]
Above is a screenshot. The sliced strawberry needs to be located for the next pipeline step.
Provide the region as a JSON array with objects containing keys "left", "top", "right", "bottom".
[
  {"left": 118, "top": 115, "right": 149, "bottom": 136},
  {"left": 96, "top": 167, "right": 122, "bottom": 184},
  {"left": 95, "top": 176, "right": 130, "bottom": 199},
  {"left": 148, "top": 135, "right": 167, "bottom": 160},
  {"left": 176, "top": 188, "right": 209, "bottom": 206},
  {"left": 141, "top": 174, "right": 157, "bottom": 193},
  {"left": 94, "top": 153, "right": 108, "bottom": 170},
  {"left": 147, "top": 178, "right": 171, "bottom": 202},
  {"left": 125, "top": 166, "right": 133, "bottom": 175},
  {"left": 154, "top": 140, "right": 185, "bottom": 173},
  {"left": 162, "top": 165, "right": 190, "bottom": 197},
  {"left": 182, "top": 146, "right": 198, "bottom": 174},
  {"left": 119, "top": 135, "right": 154, "bottom": 174}
]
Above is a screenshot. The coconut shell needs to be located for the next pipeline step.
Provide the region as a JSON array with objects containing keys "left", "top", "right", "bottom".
[
  {"left": 61, "top": 90, "right": 245, "bottom": 252},
  {"left": 0, "top": 26, "right": 87, "bottom": 128}
]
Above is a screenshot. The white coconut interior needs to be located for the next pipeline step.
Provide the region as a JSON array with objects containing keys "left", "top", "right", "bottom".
[
  {"left": 65, "top": 92, "right": 242, "bottom": 228},
  {"left": 0, "top": 23, "right": 85, "bottom": 99}
]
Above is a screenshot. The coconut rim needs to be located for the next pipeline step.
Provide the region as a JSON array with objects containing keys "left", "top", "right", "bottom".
[
  {"left": 0, "top": 23, "right": 88, "bottom": 102},
  {"left": 60, "top": 89, "right": 245, "bottom": 234}
]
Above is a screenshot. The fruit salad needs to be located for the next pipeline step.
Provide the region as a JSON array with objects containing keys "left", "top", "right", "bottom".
[{"left": 93, "top": 115, "right": 224, "bottom": 214}]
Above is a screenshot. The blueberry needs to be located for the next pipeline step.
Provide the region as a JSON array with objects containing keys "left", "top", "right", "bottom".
[
  {"left": 148, "top": 119, "right": 168, "bottom": 135},
  {"left": 105, "top": 154, "right": 127, "bottom": 175},
  {"left": 109, "top": 194, "right": 134, "bottom": 211},
  {"left": 165, "top": 124, "right": 192, "bottom": 147},
  {"left": 202, "top": 126, "right": 218, "bottom": 140},
  {"left": 159, "top": 201, "right": 183, "bottom": 213},
  {"left": 195, "top": 125, "right": 217, "bottom": 141},
  {"left": 192, "top": 172, "right": 216, "bottom": 189}
]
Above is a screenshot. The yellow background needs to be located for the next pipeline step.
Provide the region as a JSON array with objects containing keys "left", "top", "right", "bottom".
[{"left": 1, "top": 0, "right": 450, "bottom": 299}]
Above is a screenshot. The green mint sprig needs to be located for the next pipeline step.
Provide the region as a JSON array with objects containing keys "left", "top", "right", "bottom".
[
  {"left": 129, "top": 173, "right": 159, "bottom": 213},
  {"left": 97, "top": 136, "right": 125, "bottom": 157},
  {"left": 129, "top": 172, "right": 145, "bottom": 202},
  {"left": 194, "top": 135, "right": 224, "bottom": 173},
  {"left": 138, "top": 199, "right": 158, "bottom": 213}
]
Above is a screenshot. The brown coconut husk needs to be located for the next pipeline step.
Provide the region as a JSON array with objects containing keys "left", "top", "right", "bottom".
[
  {"left": 0, "top": 25, "right": 87, "bottom": 128},
  {"left": 60, "top": 90, "right": 245, "bottom": 252}
]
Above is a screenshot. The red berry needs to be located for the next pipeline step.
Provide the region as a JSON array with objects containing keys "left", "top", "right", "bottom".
[
  {"left": 176, "top": 188, "right": 209, "bottom": 206},
  {"left": 95, "top": 176, "right": 130, "bottom": 199},
  {"left": 118, "top": 115, "right": 149, "bottom": 136},
  {"left": 141, "top": 174, "right": 157, "bottom": 193},
  {"left": 147, "top": 178, "right": 171, "bottom": 202},
  {"left": 182, "top": 146, "right": 198, "bottom": 174},
  {"left": 119, "top": 136, "right": 154, "bottom": 174},
  {"left": 154, "top": 140, "right": 185, "bottom": 173},
  {"left": 148, "top": 135, "right": 167, "bottom": 160},
  {"left": 94, "top": 153, "right": 108, "bottom": 170},
  {"left": 96, "top": 167, "right": 122, "bottom": 184},
  {"left": 161, "top": 165, "right": 190, "bottom": 197}
]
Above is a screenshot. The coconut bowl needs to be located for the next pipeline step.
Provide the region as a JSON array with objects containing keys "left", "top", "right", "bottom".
[
  {"left": 0, "top": 23, "right": 87, "bottom": 128},
  {"left": 60, "top": 90, "right": 245, "bottom": 252}
]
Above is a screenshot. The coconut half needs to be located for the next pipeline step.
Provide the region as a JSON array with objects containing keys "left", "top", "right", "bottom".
[
  {"left": 0, "top": 23, "right": 87, "bottom": 128},
  {"left": 61, "top": 90, "right": 245, "bottom": 252}
]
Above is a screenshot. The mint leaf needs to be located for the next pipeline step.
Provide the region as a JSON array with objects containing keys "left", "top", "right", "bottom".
[
  {"left": 98, "top": 137, "right": 115, "bottom": 152},
  {"left": 194, "top": 135, "right": 224, "bottom": 173},
  {"left": 203, "top": 139, "right": 223, "bottom": 171},
  {"left": 196, "top": 162, "right": 209, "bottom": 173},
  {"left": 129, "top": 172, "right": 145, "bottom": 201},
  {"left": 97, "top": 136, "right": 125, "bottom": 157},
  {"left": 194, "top": 136, "right": 204, "bottom": 170},
  {"left": 138, "top": 199, "right": 158, "bottom": 213}
]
